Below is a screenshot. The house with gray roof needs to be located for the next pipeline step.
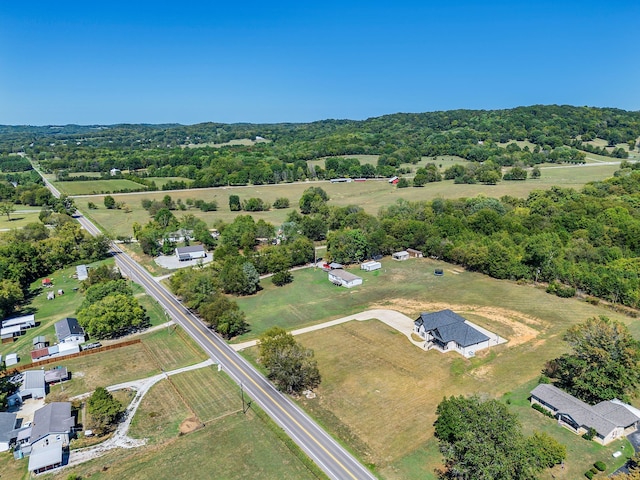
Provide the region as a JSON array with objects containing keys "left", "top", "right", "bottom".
[
  {"left": 0, "top": 412, "right": 18, "bottom": 452},
  {"left": 328, "top": 269, "right": 363, "bottom": 288},
  {"left": 20, "top": 370, "right": 46, "bottom": 399},
  {"left": 175, "top": 245, "right": 206, "bottom": 261},
  {"left": 54, "top": 317, "right": 85, "bottom": 345},
  {"left": 414, "top": 310, "right": 490, "bottom": 357},
  {"left": 28, "top": 402, "right": 75, "bottom": 474},
  {"left": 530, "top": 383, "right": 639, "bottom": 445}
]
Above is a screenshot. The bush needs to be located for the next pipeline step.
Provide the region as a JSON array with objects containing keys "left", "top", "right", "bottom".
[
  {"left": 582, "top": 427, "right": 596, "bottom": 441},
  {"left": 532, "top": 403, "right": 554, "bottom": 418},
  {"left": 585, "top": 471, "right": 594, "bottom": 479},
  {"left": 594, "top": 461, "right": 606, "bottom": 471},
  {"left": 273, "top": 197, "right": 290, "bottom": 209},
  {"left": 272, "top": 270, "right": 293, "bottom": 286},
  {"left": 546, "top": 281, "right": 576, "bottom": 298}
]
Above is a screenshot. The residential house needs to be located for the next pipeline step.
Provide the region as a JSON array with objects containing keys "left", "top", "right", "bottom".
[
  {"left": 175, "top": 245, "right": 206, "bottom": 261},
  {"left": 54, "top": 318, "right": 86, "bottom": 345},
  {"left": 28, "top": 402, "right": 75, "bottom": 474},
  {"left": 361, "top": 261, "right": 381, "bottom": 272},
  {"left": 0, "top": 412, "right": 18, "bottom": 452},
  {"left": 328, "top": 269, "right": 363, "bottom": 288},
  {"left": 20, "top": 370, "right": 46, "bottom": 400},
  {"left": 530, "top": 383, "right": 640, "bottom": 445},
  {"left": 392, "top": 251, "right": 410, "bottom": 261},
  {"left": 414, "top": 310, "right": 490, "bottom": 357}
]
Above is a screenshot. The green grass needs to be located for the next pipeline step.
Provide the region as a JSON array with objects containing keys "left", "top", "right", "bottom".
[
  {"left": 145, "top": 176, "right": 192, "bottom": 188},
  {"left": 45, "top": 370, "right": 321, "bottom": 480},
  {"left": 53, "top": 179, "right": 147, "bottom": 195},
  {"left": 141, "top": 327, "right": 208, "bottom": 372},
  {"left": 236, "top": 258, "right": 633, "bottom": 478},
  {"left": 0, "top": 211, "right": 42, "bottom": 230}
]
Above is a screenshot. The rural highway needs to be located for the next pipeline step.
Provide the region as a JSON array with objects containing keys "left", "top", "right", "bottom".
[{"left": 39, "top": 174, "right": 377, "bottom": 479}]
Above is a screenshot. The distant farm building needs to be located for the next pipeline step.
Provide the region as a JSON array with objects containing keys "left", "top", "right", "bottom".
[
  {"left": 42, "top": 278, "right": 52, "bottom": 287},
  {"left": 4, "top": 353, "right": 18, "bottom": 366},
  {"left": 388, "top": 176, "right": 399, "bottom": 184},
  {"left": 392, "top": 251, "right": 410, "bottom": 261},
  {"left": 328, "top": 269, "right": 363, "bottom": 288},
  {"left": 361, "top": 261, "right": 381, "bottom": 272},
  {"left": 175, "top": 245, "right": 206, "bottom": 261},
  {"left": 33, "top": 336, "right": 48, "bottom": 349},
  {"left": 109, "top": 168, "right": 121, "bottom": 176},
  {"left": 406, "top": 248, "right": 423, "bottom": 258},
  {"left": 414, "top": 310, "right": 491, "bottom": 358}
]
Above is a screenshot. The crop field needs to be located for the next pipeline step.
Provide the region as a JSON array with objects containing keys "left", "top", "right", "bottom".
[
  {"left": 78, "top": 160, "right": 623, "bottom": 238},
  {"left": 237, "top": 258, "right": 634, "bottom": 478},
  {"left": 53, "top": 178, "right": 147, "bottom": 195},
  {"left": 40, "top": 370, "right": 320, "bottom": 480}
]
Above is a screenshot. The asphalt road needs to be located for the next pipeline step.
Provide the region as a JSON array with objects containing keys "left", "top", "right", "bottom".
[{"left": 37, "top": 169, "right": 376, "bottom": 480}]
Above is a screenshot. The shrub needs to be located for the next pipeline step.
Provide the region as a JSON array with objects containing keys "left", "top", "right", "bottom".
[
  {"left": 594, "top": 461, "right": 606, "bottom": 471},
  {"left": 273, "top": 197, "right": 290, "bottom": 209},
  {"left": 546, "top": 281, "right": 576, "bottom": 298},
  {"left": 272, "top": 270, "right": 293, "bottom": 286},
  {"left": 532, "top": 403, "right": 554, "bottom": 418},
  {"left": 582, "top": 427, "right": 596, "bottom": 441},
  {"left": 585, "top": 470, "right": 594, "bottom": 479}
]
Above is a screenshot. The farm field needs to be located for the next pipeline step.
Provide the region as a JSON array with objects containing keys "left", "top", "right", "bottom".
[
  {"left": 52, "top": 178, "right": 147, "bottom": 195},
  {"left": 236, "top": 258, "right": 636, "bottom": 479},
  {"left": 39, "top": 369, "right": 322, "bottom": 480},
  {"left": 77, "top": 160, "right": 624, "bottom": 238},
  {"left": 145, "top": 176, "right": 192, "bottom": 188}
]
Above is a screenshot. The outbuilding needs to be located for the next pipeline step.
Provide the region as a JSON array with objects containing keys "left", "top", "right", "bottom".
[
  {"left": 76, "top": 265, "right": 88, "bottom": 281},
  {"left": 5, "top": 353, "right": 18, "bottom": 366},
  {"left": 328, "top": 269, "right": 363, "bottom": 288},
  {"left": 45, "top": 367, "right": 69, "bottom": 384},
  {"left": 20, "top": 370, "right": 46, "bottom": 399},
  {"left": 361, "top": 261, "right": 381, "bottom": 272},
  {"left": 406, "top": 248, "right": 423, "bottom": 258},
  {"left": 392, "top": 251, "right": 410, "bottom": 261},
  {"left": 0, "top": 412, "right": 18, "bottom": 452},
  {"left": 175, "top": 245, "right": 206, "bottom": 261}
]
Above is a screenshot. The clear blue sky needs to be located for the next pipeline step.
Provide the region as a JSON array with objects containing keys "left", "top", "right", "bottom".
[{"left": 1, "top": 1, "right": 638, "bottom": 125}]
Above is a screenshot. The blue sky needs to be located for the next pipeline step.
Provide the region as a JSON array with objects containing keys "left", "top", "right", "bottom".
[{"left": 1, "top": 1, "right": 638, "bottom": 125}]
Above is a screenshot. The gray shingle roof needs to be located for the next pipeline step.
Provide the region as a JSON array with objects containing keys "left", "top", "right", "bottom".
[
  {"left": 0, "top": 412, "right": 17, "bottom": 443},
  {"left": 175, "top": 245, "right": 205, "bottom": 254},
  {"left": 22, "top": 370, "right": 45, "bottom": 391},
  {"left": 415, "top": 310, "right": 490, "bottom": 347},
  {"left": 30, "top": 402, "right": 74, "bottom": 444},
  {"left": 54, "top": 317, "right": 84, "bottom": 342},
  {"left": 530, "top": 384, "right": 639, "bottom": 437},
  {"left": 329, "top": 269, "right": 362, "bottom": 282}
]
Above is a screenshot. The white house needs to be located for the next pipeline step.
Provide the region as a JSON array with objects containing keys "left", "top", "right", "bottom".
[
  {"left": 54, "top": 318, "right": 86, "bottom": 345},
  {"left": 20, "top": 370, "right": 46, "bottom": 399},
  {"left": 361, "top": 261, "right": 381, "bottom": 272},
  {"left": 2, "top": 314, "right": 35, "bottom": 330},
  {"left": 109, "top": 168, "right": 121, "bottom": 176},
  {"left": 392, "top": 251, "right": 410, "bottom": 261},
  {"left": 28, "top": 402, "right": 75, "bottom": 474},
  {"left": 328, "top": 269, "right": 363, "bottom": 288},
  {"left": 530, "top": 384, "right": 640, "bottom": 445},
  {"left": 414, "top": 310, "right": 490, "bottom": 357},
  {"left": 175, "top": 245, "right": 206, "bottom": 261}
]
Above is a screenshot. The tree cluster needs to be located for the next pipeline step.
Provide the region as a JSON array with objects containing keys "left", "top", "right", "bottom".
[{"left": 86, "top": 387, "right": 124, "bottom": 435}]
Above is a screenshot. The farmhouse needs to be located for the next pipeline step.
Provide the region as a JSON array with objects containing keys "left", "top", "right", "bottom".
[
  {"left": 414, "top": 310, "right": 490, "bottom": 357},
  {"left": 361, "top": 260, "right": 381, "bottom": 272},
  {"left": 530, "top": 384, "right": 640, "bottom": 445},
  {"left": 406, "top": 248, "right": 423, "bottom": 258},
  {"left": 20, "top": 370, "right": 46, "bottom": 400},
  {"left": 0, "top": 412, "right": 18, "bottom": 452},
  {"left": 328, "top": 269, "right": 363, "bottom": 288},
  {"left": 175, "top": 245, "right": 206, "bottom": 261},
  {"left": 27, "top": 402, "right": 75, "bottom": 474},
  {"left": 392, "top": 251, "right": 410, "bottom": 261},
  {"left": 54, "top": 317, "right": 86, "bottom": 345}
]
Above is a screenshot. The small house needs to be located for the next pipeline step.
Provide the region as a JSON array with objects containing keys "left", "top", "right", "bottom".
[
  {"left": 1, "top": 325, "right": 22, "bottom": 342},
  {"left": 175, "top": 245, "right": 206, "bottom": 261},
  {"left": 0, "top": 412, "right": 18, "bottom": 452},
  {"left": 406, "top": 248, "right": 423, "bottom": 258},
  {"left": 392, "top": 251, "right": 410, "bottom": 261},
  {"left": 361, "top": 261, "right": 381, "bottom": 272},
  {"left": 328, "top": 269, "right": 363, "bottom": 288},
  {"left": 54, "top": 318, "right": 86, "bottom": 345},
  {"left": 20, "top": 370, "right": 46, "bottom": 400},
  {"left": 28, "top": 402, "right": 75, "bottom": 474},
  {"left": 31, "top": 348, "right": 50, "bottom": 361},
  {"left": 2, "top": 314, "right": 35, "bottom": 330}
]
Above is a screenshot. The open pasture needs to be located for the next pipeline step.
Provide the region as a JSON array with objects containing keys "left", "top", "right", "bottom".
[{"left": 53, "top": 178, "right": 147, "bottom": 195}]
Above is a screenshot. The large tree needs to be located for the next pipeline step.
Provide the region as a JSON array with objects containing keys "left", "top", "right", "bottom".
[
  {"left": 545, "top": 316, "right": 640, "bottom": 404},
  {"left": 77, "top": 293, "right": 148, "bottom": 339},
  {"left": 86, "top": 387, "right": 124, "bottom": 435},
  {"left": 258, "top": 327, "right": 321, "bottom": 394},
  {"left": 434, "top": 395, "right": 565, "bottom": 479}
]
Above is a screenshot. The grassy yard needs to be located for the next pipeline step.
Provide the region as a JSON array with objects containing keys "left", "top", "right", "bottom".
[
  {"left": 41, "top": 369, "right": 322, "bottom": 480},
  {"left": 53, "top": 179, "right": 147, "bottom": 195},
  {"left": 78, "top": 160, "right": 624, "bottom": 238},
  {"left": 236, "top": 258, "right": 635, "bottom": 479},
  {"left": 145, "top": 176, "right": 192, "bottom": 188},
  {"left": 0, "top": 210, "right": 42, "bottom": 230}
]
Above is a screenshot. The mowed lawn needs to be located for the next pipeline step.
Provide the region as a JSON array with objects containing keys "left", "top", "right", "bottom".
[
  {"left": 237, "top": 258, "right": 635, "bottom": 479},
  {"left": 78, "top": 161, "right": 623, "bottom": 238},
  {"left": 44, "top": 369, "right": 322, "bottom": 480},
  {"left": 53, "top": 178, "right": 147, "bottom": 195}
]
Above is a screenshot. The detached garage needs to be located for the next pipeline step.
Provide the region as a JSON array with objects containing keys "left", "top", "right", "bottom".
[
  {"left": 175, "top": 245, "right": 206, "bottom": 261},
  {"left": 328, "top": 270, "right": 363, "bottom": 288}
]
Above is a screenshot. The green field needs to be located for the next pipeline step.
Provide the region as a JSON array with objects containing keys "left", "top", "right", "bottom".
[
  {"left": 41, "top": 369, "right": 322, "bottom": 480},
  {"left": 78, "top": 160, "right": 624, "bottom": 238},
  {"left": 236, "top": 258, "right": 635, "bottom": 478},
  {"left": 53, "top": 178, "right": 147, "bottom": 195},
  {"left": 145, "top": 176, "right": 192, "bottom": 188},
  {"left": 0, "top": 210, "right": 42, "bottom": 230}
]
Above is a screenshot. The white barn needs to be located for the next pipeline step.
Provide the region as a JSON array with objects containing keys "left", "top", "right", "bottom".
[
  {"left": 328, "top": 269, "right": 363, "bottom": 288},
  {"left": 361, "top": 261, "right": 381, "bottom": 272},
  {"left": 175, "top": 245, "right": 206, "bottom": 261}
]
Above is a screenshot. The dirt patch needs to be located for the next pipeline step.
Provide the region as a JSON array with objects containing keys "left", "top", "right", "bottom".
[
  {"left": 179, "top": 417, "right": 202, "bottom": 434},
  {"left": 370, "top": 299, "right": 546, "bottom": 347}
]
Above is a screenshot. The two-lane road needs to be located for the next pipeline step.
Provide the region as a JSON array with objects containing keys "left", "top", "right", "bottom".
[{"left": 71, "top": 208, "right": 377, "bottom": 480}]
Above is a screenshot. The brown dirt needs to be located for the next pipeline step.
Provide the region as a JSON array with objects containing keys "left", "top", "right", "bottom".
[
  {"left": 179, "top": 417, "right": 202, "bottom": 434},
  {"left": 371, "top": 299, "right": 546, "bottom": 347}
]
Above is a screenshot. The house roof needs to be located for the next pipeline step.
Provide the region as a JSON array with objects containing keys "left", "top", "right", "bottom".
[
  {"left": 21, "top": 370, "right": 45, "bottom": 392},
  {"left": 28, "top": 442, "right": 63, "bottom": 472},
  {"left": 175, "top": 245, "right": 205, "bottom": 254},
  {"left": 415, "top": 310, "right": 489, "bottom": 347},
  {"left": 2, "top": 314, "right": 35, "bottom": 328},
  {"left": 530, "top": 384, "right": 639, "bottom": 437},
  {"left": 329, "top": 269, "right": 362, "bottom": 283},
  {"left": 76, "top": 264, "right": 88, "bottom": 281},
  {"left": 393, "top": 251, "right": 409, "bottom": 256},
  {"left": 406, "top": 248, "right": 422, "bottom": 254},
  {"left": 45, "top": 367, "right": 68, "bottom": 384},
  {"left": 329, "top": 262, "right": 343, "bottom": 269},
  {"left": 0, "top": 412, "right": 17, "bottom": 443},
  {"left": 54, "top": 317, "right": 84, "bottom": 341},
  {"left": 30, "top": 403, "right": 74, "bottom": 444},
  {"left": 33, "top": 335, "right": 47, "bottom": 345}
]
